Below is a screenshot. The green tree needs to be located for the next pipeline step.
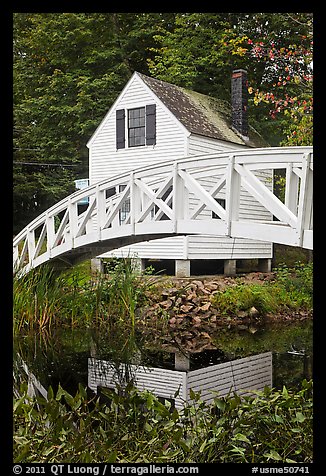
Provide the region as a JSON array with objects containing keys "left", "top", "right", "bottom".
[
  {"left": 243, "top": 13, "right": 313, "bottom": 145},
  {"left": 147, "top": 13, "right": 246, "bottom": 98},
  {"left": 13, "top": 13, "right": 172, "bottom": 233},
  {"left": 13, "top": 13, "right": 313, "bottom": 234},
  {"left": 147, "top": 12, "right": 313, "bottom": 146},
  {"left": 13, "top": 14, "right": 120, "bottom": 231}
]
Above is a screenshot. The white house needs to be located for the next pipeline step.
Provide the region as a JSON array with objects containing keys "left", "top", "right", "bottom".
[{"left": 86, "top": 70, "right": 273, "bottom": 276}]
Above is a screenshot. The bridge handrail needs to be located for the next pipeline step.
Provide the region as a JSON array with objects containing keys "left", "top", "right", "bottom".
[{"left": 13, "top": 146, "right": 312, "bottom": 247}]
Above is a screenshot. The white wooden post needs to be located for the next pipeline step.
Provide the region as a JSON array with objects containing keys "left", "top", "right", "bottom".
[
  {"left": 113, "top": 185, "right": 121, "bottom": 227},
  {"left": 172, "top": 162, "right": 184, "bottom": 233},
  {"left": 297, "top": 152, "right": 313, "bottom": 247},
  {"left": 68, "top": 198, "right": 78, "bottom": 248},
  {"left": 285, "top": 163, "right": 300, "bottom": 214},
  {"left": 46, "top": 214, "right": 55, "bottom": 256},
  {"left": 225, "top": 154, "right": 240, "bottom": 236},
  {"left": 130, "top": 172, "right": 141, "bottom": 233},
  {"left": 13, "top": 245, "right": 19, "bottom": 269},
  {"left": 27, "top": 227, "right": 35, "bottom": 265},
  {"left": 96, "top": 185, "right": 106, "bottom": 241}
]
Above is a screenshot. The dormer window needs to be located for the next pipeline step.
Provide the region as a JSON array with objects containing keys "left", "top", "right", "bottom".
[
  {"left": 116, "top": 104, "right": 156, "bottom": 149},
  {"left": 128, "top": 107, "right": 145, "bottom": 147}
]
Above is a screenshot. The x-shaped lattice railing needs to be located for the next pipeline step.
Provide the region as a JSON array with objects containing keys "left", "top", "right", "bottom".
[{"left": 13, "top": 146, "right": 313, "bottom": 274}]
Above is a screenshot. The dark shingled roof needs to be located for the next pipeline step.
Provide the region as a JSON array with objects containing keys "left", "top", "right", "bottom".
[{"left": 137, "top": 72, "right": 268, "bottom": 148}]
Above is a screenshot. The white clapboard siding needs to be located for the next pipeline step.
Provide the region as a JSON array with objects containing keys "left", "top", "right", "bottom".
[
  {"left": 88, "top": 353, "right": 272, "bottom": 409},
  {"left": 102, "top": 236, "right": 187, "bottom": 260},
  {"left": 188, "top": 134, "right": 247, "bottom": 155},
  {"left": 88, "top": 358, "right": 186, "bottom": 408},
  {"left": 101, "top": 236, "right": 272, "bottom": 260},
  {"left": 187, "top": 352, "right": 273, "bottom": 404},
  {"left": 187, "top": 236, "right": 272, "bottom": 259}
]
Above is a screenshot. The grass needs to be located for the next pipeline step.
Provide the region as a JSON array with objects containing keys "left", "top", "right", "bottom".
[
  {"left": 211, "top": 262, "right": 312, "bottom": 317},
  {"left": 13, "top": 265, "right": 63, "bottom": 332}
]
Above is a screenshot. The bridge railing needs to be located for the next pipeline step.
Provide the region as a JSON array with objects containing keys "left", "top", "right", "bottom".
[{"left": 13, "top": 146, "right": 313, "bottom": 274}]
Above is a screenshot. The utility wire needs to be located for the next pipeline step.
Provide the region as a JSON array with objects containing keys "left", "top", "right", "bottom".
[{"left": 13, "top": 161, "right": 78, "bottom": 167}]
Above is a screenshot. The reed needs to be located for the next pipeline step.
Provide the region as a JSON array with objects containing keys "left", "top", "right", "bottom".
[
  {"left": 13, "top": 265, "right": 62, "bottom": 332},
  {"left": 13, "top": 258, "right": 157, "bottom": 334}
]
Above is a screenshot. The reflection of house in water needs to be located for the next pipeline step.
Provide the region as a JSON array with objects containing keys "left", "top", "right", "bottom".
[
  {"left": 14, "top": 347, "right": 311, "bottom": 408},
  {"left": 88, "top": 350, "right": 273, "bottom": 409}
]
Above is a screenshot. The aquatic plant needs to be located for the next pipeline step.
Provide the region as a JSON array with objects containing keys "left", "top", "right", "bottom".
[{"left": 13, "top": 379, "right": 313, "bottom": 463}]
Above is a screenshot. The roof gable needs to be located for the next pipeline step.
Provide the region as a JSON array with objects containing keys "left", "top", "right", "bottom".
[
  {"left": 87, "top": 72, "right": 188, "bottom": 148},
  {"left": 86, "top": 73, "right": 137, "bottom": 148}
]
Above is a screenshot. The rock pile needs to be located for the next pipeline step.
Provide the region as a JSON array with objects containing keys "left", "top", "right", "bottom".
[
  {"left": 138, "top": 276, "right": 264, "bottom": 352},
  {"left": 137, "top": 272, "right": 311, "bottom": 352}
]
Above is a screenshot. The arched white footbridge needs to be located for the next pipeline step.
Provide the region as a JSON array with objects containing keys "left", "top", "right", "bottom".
[{"left": 13, "top": 146, "right": 313, "bottom": 274}]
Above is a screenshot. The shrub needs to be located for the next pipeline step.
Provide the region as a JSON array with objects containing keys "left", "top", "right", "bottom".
[{"left": 274, "top": 262, "right": 313, "bottom": 308}]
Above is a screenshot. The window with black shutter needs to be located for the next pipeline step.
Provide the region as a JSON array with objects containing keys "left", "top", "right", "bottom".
[
  {"left": 128, "top": 107, "right": 146, "bottom": 147},
  {"left": 116, "top": 109, "right": 125, "bottom": 149},
  {"left": 146, "top": 104, "right": 156, "bottom": 145},
  {"left": 116, "top": 104, "right": 156, "bottom": 149}
]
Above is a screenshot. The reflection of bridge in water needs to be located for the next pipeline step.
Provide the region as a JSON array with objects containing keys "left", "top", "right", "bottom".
[
  {"left": 14, "top": 355, "right": 48, "bottom": 400},
  {"left": 13, "top": 146, "right": 313, "bottom": 275}
]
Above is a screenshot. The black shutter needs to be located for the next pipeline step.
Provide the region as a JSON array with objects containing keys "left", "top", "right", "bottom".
[
  {"left": 146, "top": 104, "right": 156, "bottom": 145},
  {"left": 116, "top": 109, "right": 125, "bottom": 149}
]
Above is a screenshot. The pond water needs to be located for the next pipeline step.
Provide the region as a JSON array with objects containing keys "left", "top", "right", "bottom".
[{"left": 13, "top": 318, "right": 313, "bottom": 398}]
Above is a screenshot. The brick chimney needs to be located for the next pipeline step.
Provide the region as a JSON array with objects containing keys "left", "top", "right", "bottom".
[{"left": 231, "top": 69, "right": 249, "bottom": 138}]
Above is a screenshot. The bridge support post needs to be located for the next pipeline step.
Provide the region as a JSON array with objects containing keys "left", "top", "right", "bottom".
[
  {"left": 175, "top": 259, "right": 191, "bottom": 278},
  {"left": 224, "top": 259, "right": 236, "bottom": 276}
]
